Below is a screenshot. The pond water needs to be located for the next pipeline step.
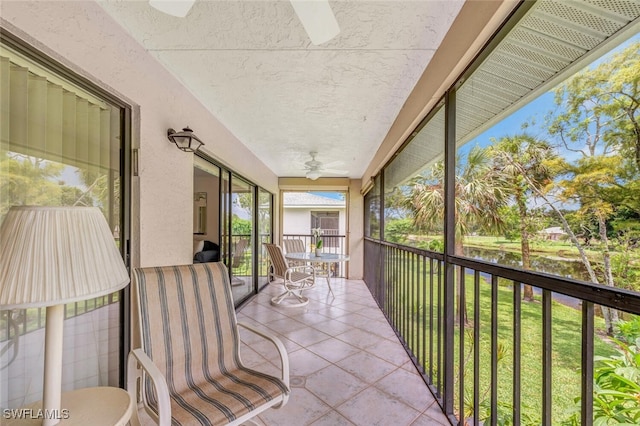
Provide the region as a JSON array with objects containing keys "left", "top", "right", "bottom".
[
  {"left": 462, "top": 246, "right": 594, "bottom": 308},
  {"left": 463, "top": 246, "right": 591, "bottom": 282}
]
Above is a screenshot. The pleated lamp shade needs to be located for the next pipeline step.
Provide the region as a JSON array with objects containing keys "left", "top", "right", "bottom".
[{"left": 0, "top": 206, "right": 130, "bottom": 309}]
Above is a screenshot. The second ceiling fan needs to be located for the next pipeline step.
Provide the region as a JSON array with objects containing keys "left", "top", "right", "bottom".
[
  {"left": 304, "top": 152, "right": 347, "bottom": 180},
  {"left": 149, "top": 0, "right": 340, "bottom": 45}
]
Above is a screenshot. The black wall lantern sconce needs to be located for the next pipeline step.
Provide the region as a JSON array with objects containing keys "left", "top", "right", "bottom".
[{"left": 167, "top": 127, "right": 204, "bottom": 152}]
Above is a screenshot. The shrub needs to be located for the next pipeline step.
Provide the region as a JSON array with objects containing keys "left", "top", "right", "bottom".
[{"left": 563, "top": 337, "right": 640, "bottom": 425}]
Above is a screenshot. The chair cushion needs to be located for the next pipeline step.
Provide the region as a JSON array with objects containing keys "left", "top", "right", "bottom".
[
  {"left": 148, "top": 366, "right": 288, "bottom": 425},
  {"left": 193, "top": 249, "right": 220, "bottom": 263},
  {"left": 203, "top": 240, "right": 220, "bottom": 252},
  {"left": 289, "top": 271, "right": 313, "bottom": 283}
]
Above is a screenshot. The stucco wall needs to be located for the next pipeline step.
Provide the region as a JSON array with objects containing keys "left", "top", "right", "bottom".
[
  {"left": 283, "top": 209, "right": 312, "bottom": 235},
  {"left": 0, "top": 0, "right": 279, "bottom": 267},
  {"left": 283, "top": 207, "right": 346, "bottom": 235},
  {"left": 348, "top": 180, "right": 364, "bottom": 279}
]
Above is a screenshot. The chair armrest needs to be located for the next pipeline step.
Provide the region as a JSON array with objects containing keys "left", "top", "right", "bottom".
[
  {"left": 127, "top": 348, "right": 172, "bottom": 426},
  {"left": 287, "top": 265, "right": 316, "bottom": 276},
  {"left": 238, "top": 322, "right": 290, "bottom": 389}
]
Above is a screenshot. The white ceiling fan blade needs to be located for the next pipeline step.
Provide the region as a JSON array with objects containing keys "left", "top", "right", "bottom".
[
  {"left": 290, "top": 0, "right": 340, "bottom": 45},
  {"left": 323, "top": 168, "right": 348, "bottom": 175},
  {"left": 322, "top": 159, "right": 345, "bottom": 169},
  {"left": 149, "top": 0, "right": 195, "bottom": 18}
]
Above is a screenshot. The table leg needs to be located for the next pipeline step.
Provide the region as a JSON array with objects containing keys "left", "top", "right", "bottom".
[
  {"left": 325, "top": 263, "right": 334, "bottom": 296},
  {"left": 327, "top": 274, "right": 335, "bottom": 297}
]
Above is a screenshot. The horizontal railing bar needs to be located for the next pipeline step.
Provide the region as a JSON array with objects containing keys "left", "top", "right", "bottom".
[
  {"left": 284, "top": 233, "right": 347, "bottom": 238},
  {"left": 365, "top": 236, "right": 445, "bottom": 260},
  {"left": 364, "top": 237, "right": 640, "bottom": 426},
  {"left": 366, "top": 236, "right": 640, "bottom": 314},
  {"left": 449, "top": 255, "right": 640, "bottom": 315}
]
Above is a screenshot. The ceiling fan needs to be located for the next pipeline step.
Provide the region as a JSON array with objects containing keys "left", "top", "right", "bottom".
[
  {"left": 149, "top": 0, "right": 340, "bottom": 45},
  {"left": 304, "top": 152, "right": 347, "bottom": 180}
]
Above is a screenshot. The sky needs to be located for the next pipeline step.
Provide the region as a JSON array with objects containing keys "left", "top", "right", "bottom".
[
  {"left": 462, "top": 32, "right": 640, "bottom": 156},
  {"left": 309, "top": 191, "right": 345, "bottom": 200}
]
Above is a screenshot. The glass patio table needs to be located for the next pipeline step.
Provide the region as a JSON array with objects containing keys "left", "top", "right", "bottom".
[{"left": 284, "top": 252, "right": 350, "bottom": 296}]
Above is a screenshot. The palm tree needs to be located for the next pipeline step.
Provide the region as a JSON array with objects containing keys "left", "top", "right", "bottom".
[
  {"left": 489, "top": 134, "right": 557, "bottom": 301},
  {"left": 407, "top": 146, "right": 507, "bottom": 324}
]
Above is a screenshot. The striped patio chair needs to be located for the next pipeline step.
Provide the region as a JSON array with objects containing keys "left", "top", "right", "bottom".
[
  {"left": 283, "top": 238, "right": 306, "bottom": 255},
  {"left": 127, "top": 262, "right": 290, "bottom": 426},
  {"left": 283, "top": 239, "right": 307, "bottom": 267},
  {"left": 264, "top": 243, "right": 316, "bottom": 307}
]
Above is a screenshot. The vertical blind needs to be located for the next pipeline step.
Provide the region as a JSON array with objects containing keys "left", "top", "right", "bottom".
[{"left": 0, "top": 55, "right": 119, "bottom": 181}]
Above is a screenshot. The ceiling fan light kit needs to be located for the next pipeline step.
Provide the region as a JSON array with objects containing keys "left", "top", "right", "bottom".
[
  {"left": 149, "top": 0, "right": 340, "bottom": 45},
  {"left": 306, "top": 170, "right": 322, "bottom": 180}
]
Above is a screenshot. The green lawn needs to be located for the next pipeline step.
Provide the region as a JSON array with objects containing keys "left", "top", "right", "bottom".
[
  {"left": 453, "top": 276, "right": 616, "bottom": 424},
  {"left": 386, "top": 260, "right": 617, "bottom": 425},
  {"left": 463, "top": 235, "right": 607, "bottom": 262}
]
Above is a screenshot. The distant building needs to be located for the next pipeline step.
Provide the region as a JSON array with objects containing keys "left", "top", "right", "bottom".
[
  {"left": 282, "top": 192, "right": 346, "bottom": 246},
  {"left": 538, "top": 226, "right": 568, "bottom": 241}
]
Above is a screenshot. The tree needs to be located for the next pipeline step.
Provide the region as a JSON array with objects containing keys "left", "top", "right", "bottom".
[
  {"left": 489, "top": 134, "right": 557, "bottom": 301},
  {"left": 0, "top": 152, "right": 65, "bottom": 219},
  {"left": 408, "top": 146, "right": 507, "bottom": 254},
  {"left": 385, "top": 218, "right": 414, "bottom": 244},
  {"left": 544, "top": 41, "right": 640, "bottom": 333},
  {"left": 498, "top": 205, "right": 520, "bottom": 242},
  {"left": 408, "top": 146, "right": 507, "bottom": 324}
]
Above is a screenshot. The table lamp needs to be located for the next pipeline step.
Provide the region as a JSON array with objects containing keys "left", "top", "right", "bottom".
[{"left": 0, "top": 206, "right": 130, "bottom": 426}]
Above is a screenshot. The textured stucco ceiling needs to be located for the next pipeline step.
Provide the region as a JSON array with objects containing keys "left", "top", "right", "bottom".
[{"left": 98, "top": 0, "right": 464, "bottom": 179}]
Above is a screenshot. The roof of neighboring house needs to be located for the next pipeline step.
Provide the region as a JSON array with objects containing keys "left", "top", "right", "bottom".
[
  {"left": 538, "top": 227, "right": 567, "bottom": 234},
  {"left": 283, "top": 192, "right": 345, "bottom": 207}
]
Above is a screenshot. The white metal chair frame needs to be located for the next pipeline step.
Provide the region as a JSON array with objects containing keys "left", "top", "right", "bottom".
[{"left": 264, "top": 243, "right": 316, "bottom": 308}]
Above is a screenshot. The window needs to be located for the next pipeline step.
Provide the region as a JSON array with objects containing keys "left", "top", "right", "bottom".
[
  {"left": 383, "top": 104, "right": 445, "bottom": 252},
  {"left": 364, "top": 175, "right": 381, "bottom": 239},
  {"left": 311, "top": 211, "right": 339, "bottom": 247},
  {"left": 365, "top": 1, "right": 640, "bottom": 424},
  {"left": 454, "top": 10, "right": 640, "bottom": 286},
  {"left": 0, "top": 36, "right": 129, "bottom": 407}
]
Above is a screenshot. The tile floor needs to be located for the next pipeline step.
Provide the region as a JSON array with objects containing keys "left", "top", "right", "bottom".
[{"left": 237, "top": 278, "right": 451, "bottom": 426}]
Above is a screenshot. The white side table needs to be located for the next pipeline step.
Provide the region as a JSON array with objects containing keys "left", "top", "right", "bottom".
[{"left": 2, "top": 387, "right": 134, "bottom": 426}]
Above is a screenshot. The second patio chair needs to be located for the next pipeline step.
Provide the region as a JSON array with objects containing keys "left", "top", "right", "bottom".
[
  {"left": 283, "top": 238, "right": 307, "bottom": 267},
  {"left": 264, "top": 243, "right": 316, "bottom": 307}
]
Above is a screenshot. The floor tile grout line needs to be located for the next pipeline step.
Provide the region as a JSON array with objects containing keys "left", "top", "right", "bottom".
[{"left": 239, "top": 279, "right": 450, "bottom": 426}]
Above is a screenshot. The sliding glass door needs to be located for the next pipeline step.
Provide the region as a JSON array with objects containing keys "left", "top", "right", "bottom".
[
  {"left": 230, "top": 176, "right": 254, "bottom": 303},
  {"left": 0, "top": 36, "right": 130, "bottom": 408},
  {"left": 195, "top": 154, "right": 272, "bottom": 305},
  {"left": 257, "top": 188, "right": 273, "bottom": 290}
]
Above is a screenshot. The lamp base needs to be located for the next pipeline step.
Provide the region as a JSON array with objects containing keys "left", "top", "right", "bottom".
[
  {"left": 2, "top": 387, "right": 134, "bottom": 426},
  {"left": 43, "top": 305, "right": 64, "bottom": 426}
]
